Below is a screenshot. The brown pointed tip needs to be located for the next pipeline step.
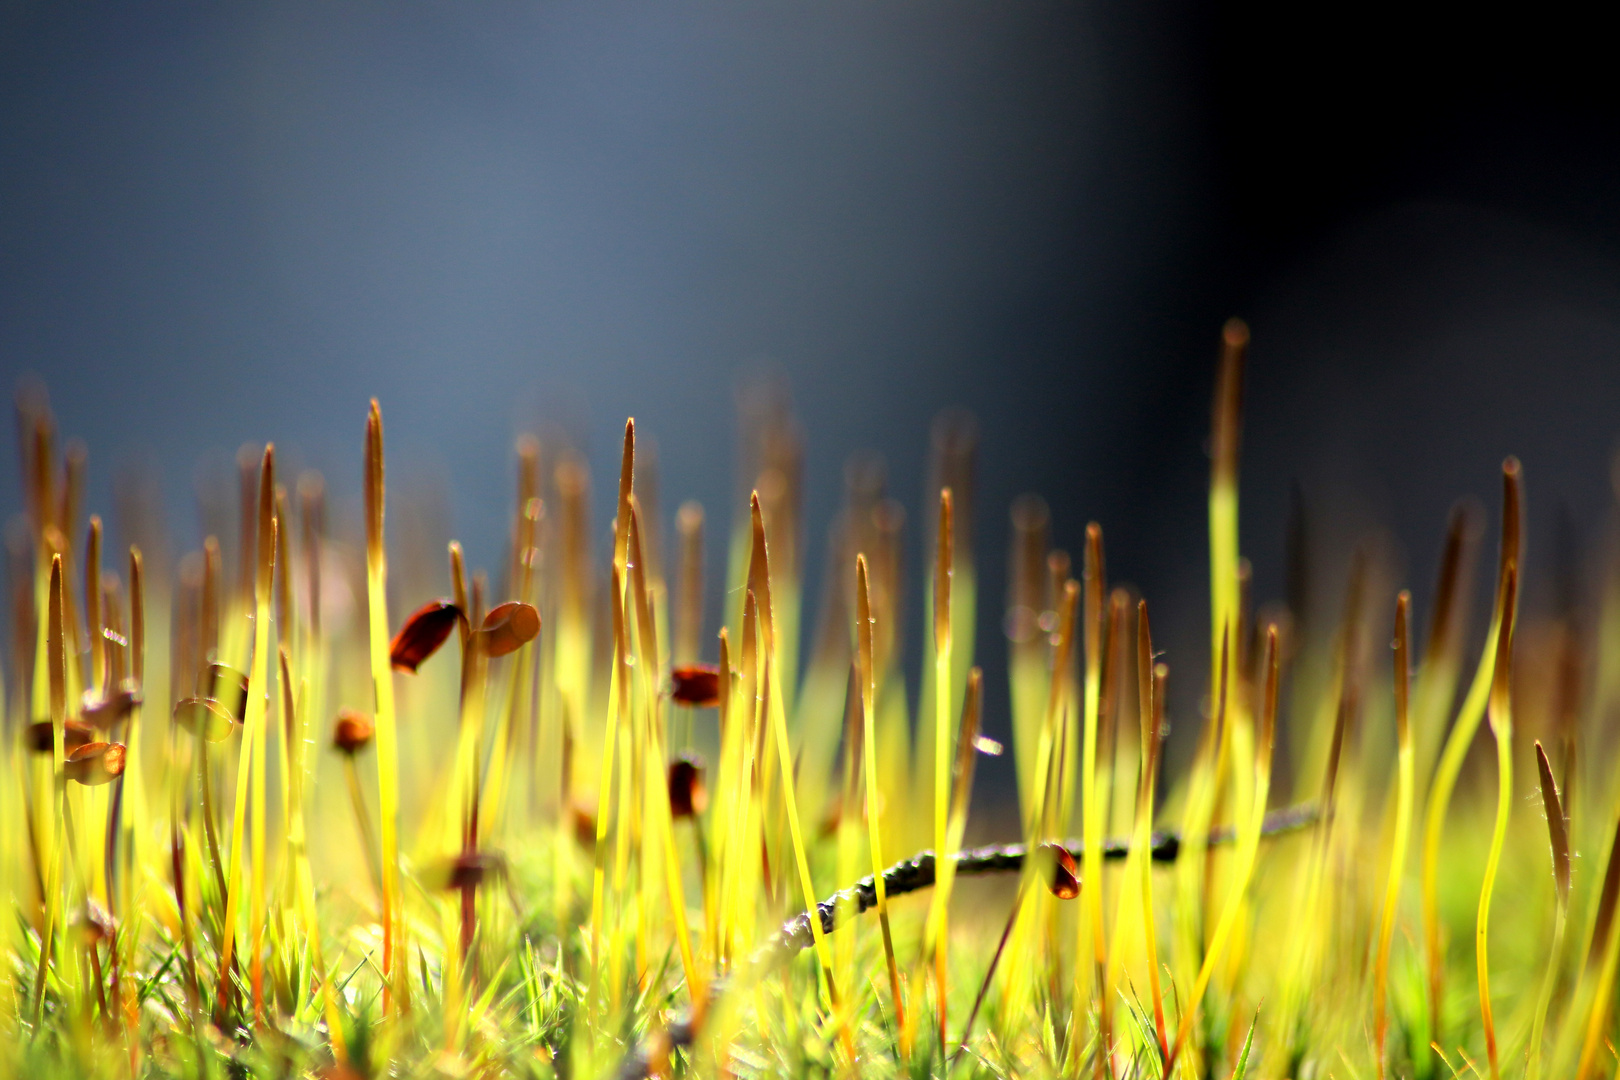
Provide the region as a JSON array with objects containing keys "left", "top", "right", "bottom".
[
  {"left": 1499, "top": 459, "right": 1523, "bottom": 570},
  {"left": 668, "top": 753, "right": 708, "bottom": 818},
  {"left": 389, "top": 599, "right": 466, "bottom": 672},
  {"left": 670, "top": 663, "right": 721, "bottom": 708},
  {"left": 478, "top": 600, "right": 540, "bottom": 657},
  {"left": 1535, "top": 741, "right": 1571, "bottom": 903},
  {"left": 332, "top": 708, "right": 376, "bottom": 754},
  {"left": 64, "top": 741, "right": 126, "bottom": 785},
  {"left": 26, "top": 719, "right": 94, "bottom": 754},
  {"left": 1037, "top": 842, "right": 1081, "bottom": 900},
  {"left": 1222, "top": 318, "right": 1250, "bottom": 350}
]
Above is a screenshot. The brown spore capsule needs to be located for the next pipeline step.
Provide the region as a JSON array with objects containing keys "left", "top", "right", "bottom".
[
  {"left": 26, "top": 719, "right": 94, "bottom": 754},
  {"left": 80, "top": 679, "right": 142, "bottom": 730},
  {"left": 670, "top": 663, "right": 721, "bottom": 707},
  {"left": 332, "top": 708, "right": 376, "bottom": 754},
  {"left": 64, "top": 741, "right": 126, "bottom": 786},
  {"left": 435, "top": 850, "right": 505, "bottom": 891},
  {"left": 478, "top": 600, "right": 540, "bottom": 657},
  {"left": 389, "top": 599, "right": 465, "bottom": 673},
  {"left": 1037, "top": 842, "right": 1081, "bottom": 900},
  {"left": 667, "top": 754, "right": 708, "bottom": 818}
]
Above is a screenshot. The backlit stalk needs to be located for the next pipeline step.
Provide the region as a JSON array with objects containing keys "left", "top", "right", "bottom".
[{"left": 363, "top": 402, "right": 403, "bottom": 1015}]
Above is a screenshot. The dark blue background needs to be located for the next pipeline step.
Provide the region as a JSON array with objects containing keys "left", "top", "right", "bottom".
[{"left": 4, "top": 2, "right": 1619, "bottom": 801}]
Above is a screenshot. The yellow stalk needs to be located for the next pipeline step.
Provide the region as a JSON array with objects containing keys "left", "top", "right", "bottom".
[
  {"left": 363, "top": 402, "right": 404, "bottom": 1016},
  {"left": 706, "top": 626, "right": 733, "bottom": 965},
  {"left": 831, "top": 658, "right": 862, "bottom": 1004},
  {"left": 1374, "top": 592, "right": 1414, "bottom": 1080},
  {"left": 280, "top": 648, "right": 348, "bottom": 1064},
  {"left": 1107, "top": 602, "right": 1167, "bottom": 1066},
  {"left": 1008, "top": 496, "right": 1051, "bottom": 818},
  {"left": 448, "top": 543, "right": 477, "bottom": 849},
  {"left": 217, "top": 445, "right": 273, "bottom": 1024},
  {"left": 1001, "top": 577, "right": 1077, "bottom": 1026},
  {"left": 580, "top": 420, "right": 633, "bottom": 1054},
  {"left": 925, "top": 487, "right": 954, "bottom": 1052},
  {"left": 1477, "top": 562, "right": 1517, "bottom": 1080},
  {"left": 1025, "top": 579, "right": 1079, "bottom": 843},
  {"left": 936, "top": 667, "right": 984, "bottom": 1038},
  {"left": 1423, "top": 458, "right": 1519, "bottom": 1038},
  {"left": 627, "top": 506, "right": 702, "bottom": 1001},
  {"left": 33, "top": 555, "right": 66, "bottom": 1022},
  {"left": 1071, "top": 523, "right": 1107, "bottom": 1067},
  {"left": 449, "top": 543, "right": 494, "bottom": 1007},
  {"left": 480, "top": 522, "right": 537, "bottom": 847},
  {"left": 592, "top": 426, "right": 637, "bottom": 986},
  {"left": 588, "top": 564, "right": 630, "bottom": 1023},
  {"left": 249, "top": 456, "right": 274, "bottom": 1026},
  {"left": 1143, "top": 660, "right": 1170, "bottom": 1065},
  {"left": 720, "top": 598, "right": 761, "bottom": 969},
  {"left": 83, "top": 516, "right": 107, "bottom": 909},
  {"left": 1274, "top": 623, "right": 1355, "bottom": 1069},
  {"left": 122, "top": 546, "right": 147, "bottom": 972},
  {"left": 1171, "top": 627, "right": 1225, "bottom": 1011},
  {"left": 758, "top": 496, "right": 839, "bottom": 1013},
  {"left": 273, "top": 486, "right": 293, "bottom": 870},
  {"left": 1210, "top": 319, "right": 1253, "bottom": 832},
  {"left": 856, "top": 551, "right": 905, "bottom": 1045},
  {"left": 1167, "top": 624, "right": 1277, "bottom": 1075},
  {"left": 552, "top": 456, "right": 591, "bottom": 945},
  {"left": 1577, "top": 816, "right": 1620, "bottom": 1080},
  {"left": 0, "top": 681, "right": 12, "bottom": 1032}
]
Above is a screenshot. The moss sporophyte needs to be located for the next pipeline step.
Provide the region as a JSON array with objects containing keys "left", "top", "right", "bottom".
[{"left": 0, "top": 324, "right": 1609, "bottom": 1079}]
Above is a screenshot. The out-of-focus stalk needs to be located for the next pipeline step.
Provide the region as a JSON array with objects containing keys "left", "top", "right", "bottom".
[
  {"left": 1477, "top": 563, "right": 1518, "bottom": 1080},
  {"left": 1423, "top": 459, "right": 1520, "bottom": 1045},
  {"left": 1374, "top": 593, "right": 1414, "bottom": 1080}
]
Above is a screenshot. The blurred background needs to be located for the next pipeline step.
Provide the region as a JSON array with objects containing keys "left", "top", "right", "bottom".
[{"left": 3, "top": 2, "right": 1618, "bottom": 808}]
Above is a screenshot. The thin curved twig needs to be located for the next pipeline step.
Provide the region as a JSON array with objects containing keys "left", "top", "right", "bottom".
[{"left": 615, "top": 802, "right": 1319, "bottom": 1079}]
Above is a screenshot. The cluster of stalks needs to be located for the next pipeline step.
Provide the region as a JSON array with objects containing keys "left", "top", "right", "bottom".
[{"left": 3, "top": 324, "right": 1620, "bottom": 1080}]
